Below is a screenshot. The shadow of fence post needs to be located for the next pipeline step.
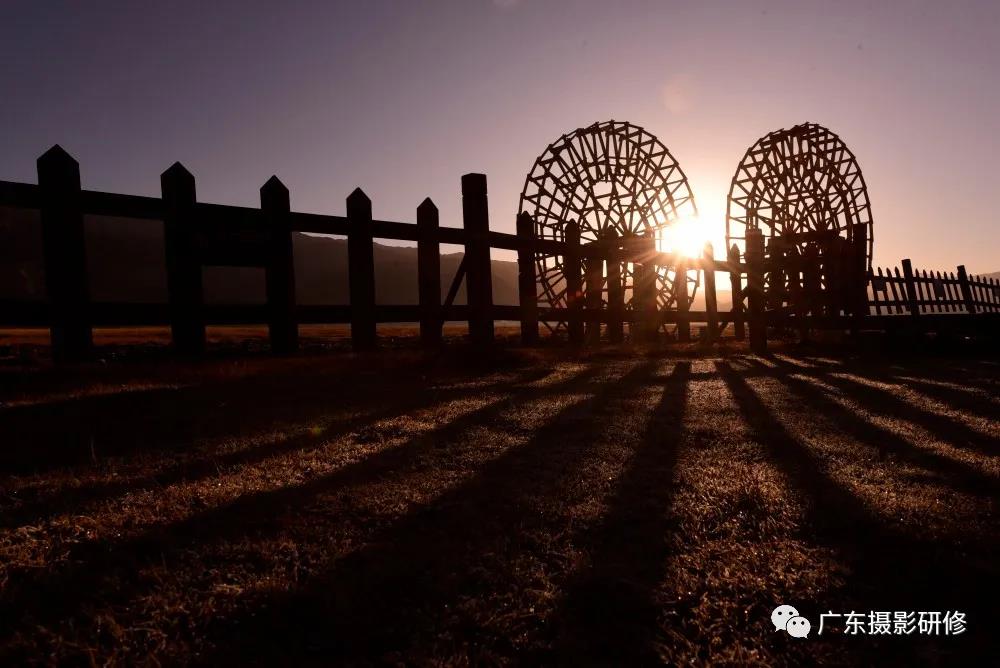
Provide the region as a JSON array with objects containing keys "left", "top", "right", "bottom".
[
  {"left": 516, "top": 212, "right": 538, "bottom": 345},
  {"left": 38, "top": 145, "right": 92, "bottom": 363},
  {"left": 262, "top": 176, "right": 298, "bottom": 353},
  {"left": 462, "top": 174, "right": 493, "bottom": 346},
  {"left": 161, "top": 162, "right": 205, "bottom": 355},
  {"left": 347, "top": 188, "right": 376, "bottom": 350}
]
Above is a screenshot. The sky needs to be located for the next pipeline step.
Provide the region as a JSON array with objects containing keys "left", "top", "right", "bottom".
[{"left": 1, "top": 0, "right": 998, "bottom": 272}]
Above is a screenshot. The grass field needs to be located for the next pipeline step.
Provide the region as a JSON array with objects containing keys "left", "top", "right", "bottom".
[{"left": 0, "top": 333, "right": 997, "bottom": 665}]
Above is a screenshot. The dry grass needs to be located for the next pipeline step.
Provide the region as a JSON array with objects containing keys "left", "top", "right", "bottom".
[{"left": 0, "top": 334, "right": 997, "bottom": 665}]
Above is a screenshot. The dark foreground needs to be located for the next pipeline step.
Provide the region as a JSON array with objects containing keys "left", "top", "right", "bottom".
[{"left": 0, "top": 342, "right": 997, "bottom": 665}]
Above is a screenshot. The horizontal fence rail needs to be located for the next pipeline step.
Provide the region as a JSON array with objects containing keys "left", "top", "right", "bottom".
[{"left": 0, "top": 145, "right": 996, "bottom": 361}]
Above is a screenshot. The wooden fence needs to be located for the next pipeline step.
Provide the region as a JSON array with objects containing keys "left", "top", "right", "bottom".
[{"left": 1, "top": 146, "right": 996, "bottom": 362}]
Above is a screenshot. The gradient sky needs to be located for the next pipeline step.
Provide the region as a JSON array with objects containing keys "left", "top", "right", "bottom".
[{"left": 1, "top": 0, "right": 997, "bottom": 271}]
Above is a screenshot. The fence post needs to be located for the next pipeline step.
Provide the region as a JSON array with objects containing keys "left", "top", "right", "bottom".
[
  {"left": 957, "top": 265, "right": 976, "bottom": 315},
  {"left": 746, "top": 228, "right": 767, "bottom": 353},
  {"left": 516, "top": 212, "right": 538, "bottom": 344},
  {"left": 606, "top": 231, "right": 624, "bottom": 343},
  {"left": 37, "top": 145, "right": 92, "bottom": 363},
  {"left": 417, "top": 197, "right": 442, "bottom": 346},
  {"left": 261, "top": 176, "right": 298, "bottom": 353},
  {"left": 161, "top": 162, "right": 205, "bottom": 355},
  {"left": 803, "top": 244, "right": 821, "bottom": 319},
  {"left": 728, "top": 243, "right": 745, "bottom": 340},
  {"left": 676, "top": 255, "right": 690, "bottom": 342},
  {"left": 564, "top": 221, "right": 584, "bottom": 345},
  {"left": 584, "top": 241, "right": 603, "bottom": 345},
  {"left": 703, "top": 243, "right": 718, "bottom": 342},
  {"left": 347, "top": 188, "right": 376, "bottom": 350},
  {"left": 788, "top": 246, "right": 808, "bottom": 341},
  {"left": 635, "top": 236, "right": 659, "bottom": 342},
  {"left": 462, "top": 173, "right": 494, "bottom": 346},
  {"left": 851, "top": 223, "right": 868, "bottom": 319},
  {"left": 901, "top": 258, "right": 920, "bottom": 320}
]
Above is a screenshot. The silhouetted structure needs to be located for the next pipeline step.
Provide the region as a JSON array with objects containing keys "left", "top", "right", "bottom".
[
  {"left": 0, "top": 140, "right": 997, "bottom": 362},
  {"left": 518, "top": 121, "right": 701, "bottom": 337}
]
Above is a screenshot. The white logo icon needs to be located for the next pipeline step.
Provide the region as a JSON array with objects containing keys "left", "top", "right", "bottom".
[
  {"left": 771, "top": 604, "right": 799, "bottom": 631},
  {"left": 786, "top": 615, "right": 811, "bottom": 638},
  {"left": 772, "top": 604, "right": 810, "bottom": 638}
]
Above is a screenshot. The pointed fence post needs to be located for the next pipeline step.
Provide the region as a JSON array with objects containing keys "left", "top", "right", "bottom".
[
  {"left": 703, "top": 243, "right": 719, "bottom": 342},
  {"left": 564, "top": 221, "right": 584, "bottom": 345},
  {"left": 417, "top": 198, "right": 442, "bottom": 346},
  {"left": 161, "top": 162, "right": 205, "bottom": 355},
  {"left": 676, "top": 256, "right": 690, "bottom": 342},
  {"left": 851, "top": 223, "right": 868, "bottom": 319},
  {"left": 585, "top": 243, "right": 603, "bottom": 345},
  {"left": 746, "top": 228, "right": 767, "bottom": 353},
  {"left": 728, "top": 243, "right": 745, "bottom": 340},
  {"left": 516, "top": 212, "right": 538, "bottom": 344},
  {"left": 462, "top": 174, "right": 494, "bottom": 346},
  {"left": 803, "top": 244, "right": 821, "bottom": 319},
  {"left": 957, "top": 265, "right": 976, "bottom": 315},
  {"left": 606, "top": 231, "right": 624, "bottom": 343},
  {"left": 262, "top": 176, "right": 298, "bottom": 353},
  {"left": 901, "top": 258, "right": 920, "bottom": 320},
  {"left": 634, "top": 236, "right": 659, "bottom": 343},
  {"left": 347, "top": 188, "right": 376, "bottom": 350},
  {"left": 38, "top": 145, "right": 91, "bottom": 362}
]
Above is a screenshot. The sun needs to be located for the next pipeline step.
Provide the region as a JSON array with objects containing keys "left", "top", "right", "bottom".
[{"left": 655, "top": 212, "right": 707, "bottom": 258}]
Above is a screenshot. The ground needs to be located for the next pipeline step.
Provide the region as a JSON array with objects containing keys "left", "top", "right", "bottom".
[{"left": 0, "top": 329, "right": 997, "bottom": 665}]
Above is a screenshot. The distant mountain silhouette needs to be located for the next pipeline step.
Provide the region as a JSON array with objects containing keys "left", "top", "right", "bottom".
[
  {"left": 0, "top": 207, "right": 727, "bottom": 310},
  {"left": 0, "top": 208, "right": 521, "bottom": 306}
]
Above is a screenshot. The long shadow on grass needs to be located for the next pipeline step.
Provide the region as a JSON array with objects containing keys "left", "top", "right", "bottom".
[
  {"left": 551, "top": 361, "right": 689, "bottom": 664},
  {"left": 193, "top": 360, "right": 663, "bottom": 664},
  {"left": 0, "top": 362, "right": 614, "bottom": 651},
  {"left": 743, "top": 358, "right": 1000, "bottom": 499},
  {"left": 718, "top": 361, "right": 996, "bottom": 662},
  {"left": 0, "top": 354, "right": 548, "bottom": 474},
  {"left": 0, "top": 366, "right": 554, "bottom": 530},
  {"left": 774, "top": 357, "right": 999, "bottom": 456},
  {"left": 794, "top": 355, "right": 1000, "bottom": 424}
]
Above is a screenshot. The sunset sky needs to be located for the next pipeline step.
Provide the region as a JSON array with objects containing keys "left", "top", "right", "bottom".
[{"left": 1, "top": 0, "right": 997, "bottom": 272}]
